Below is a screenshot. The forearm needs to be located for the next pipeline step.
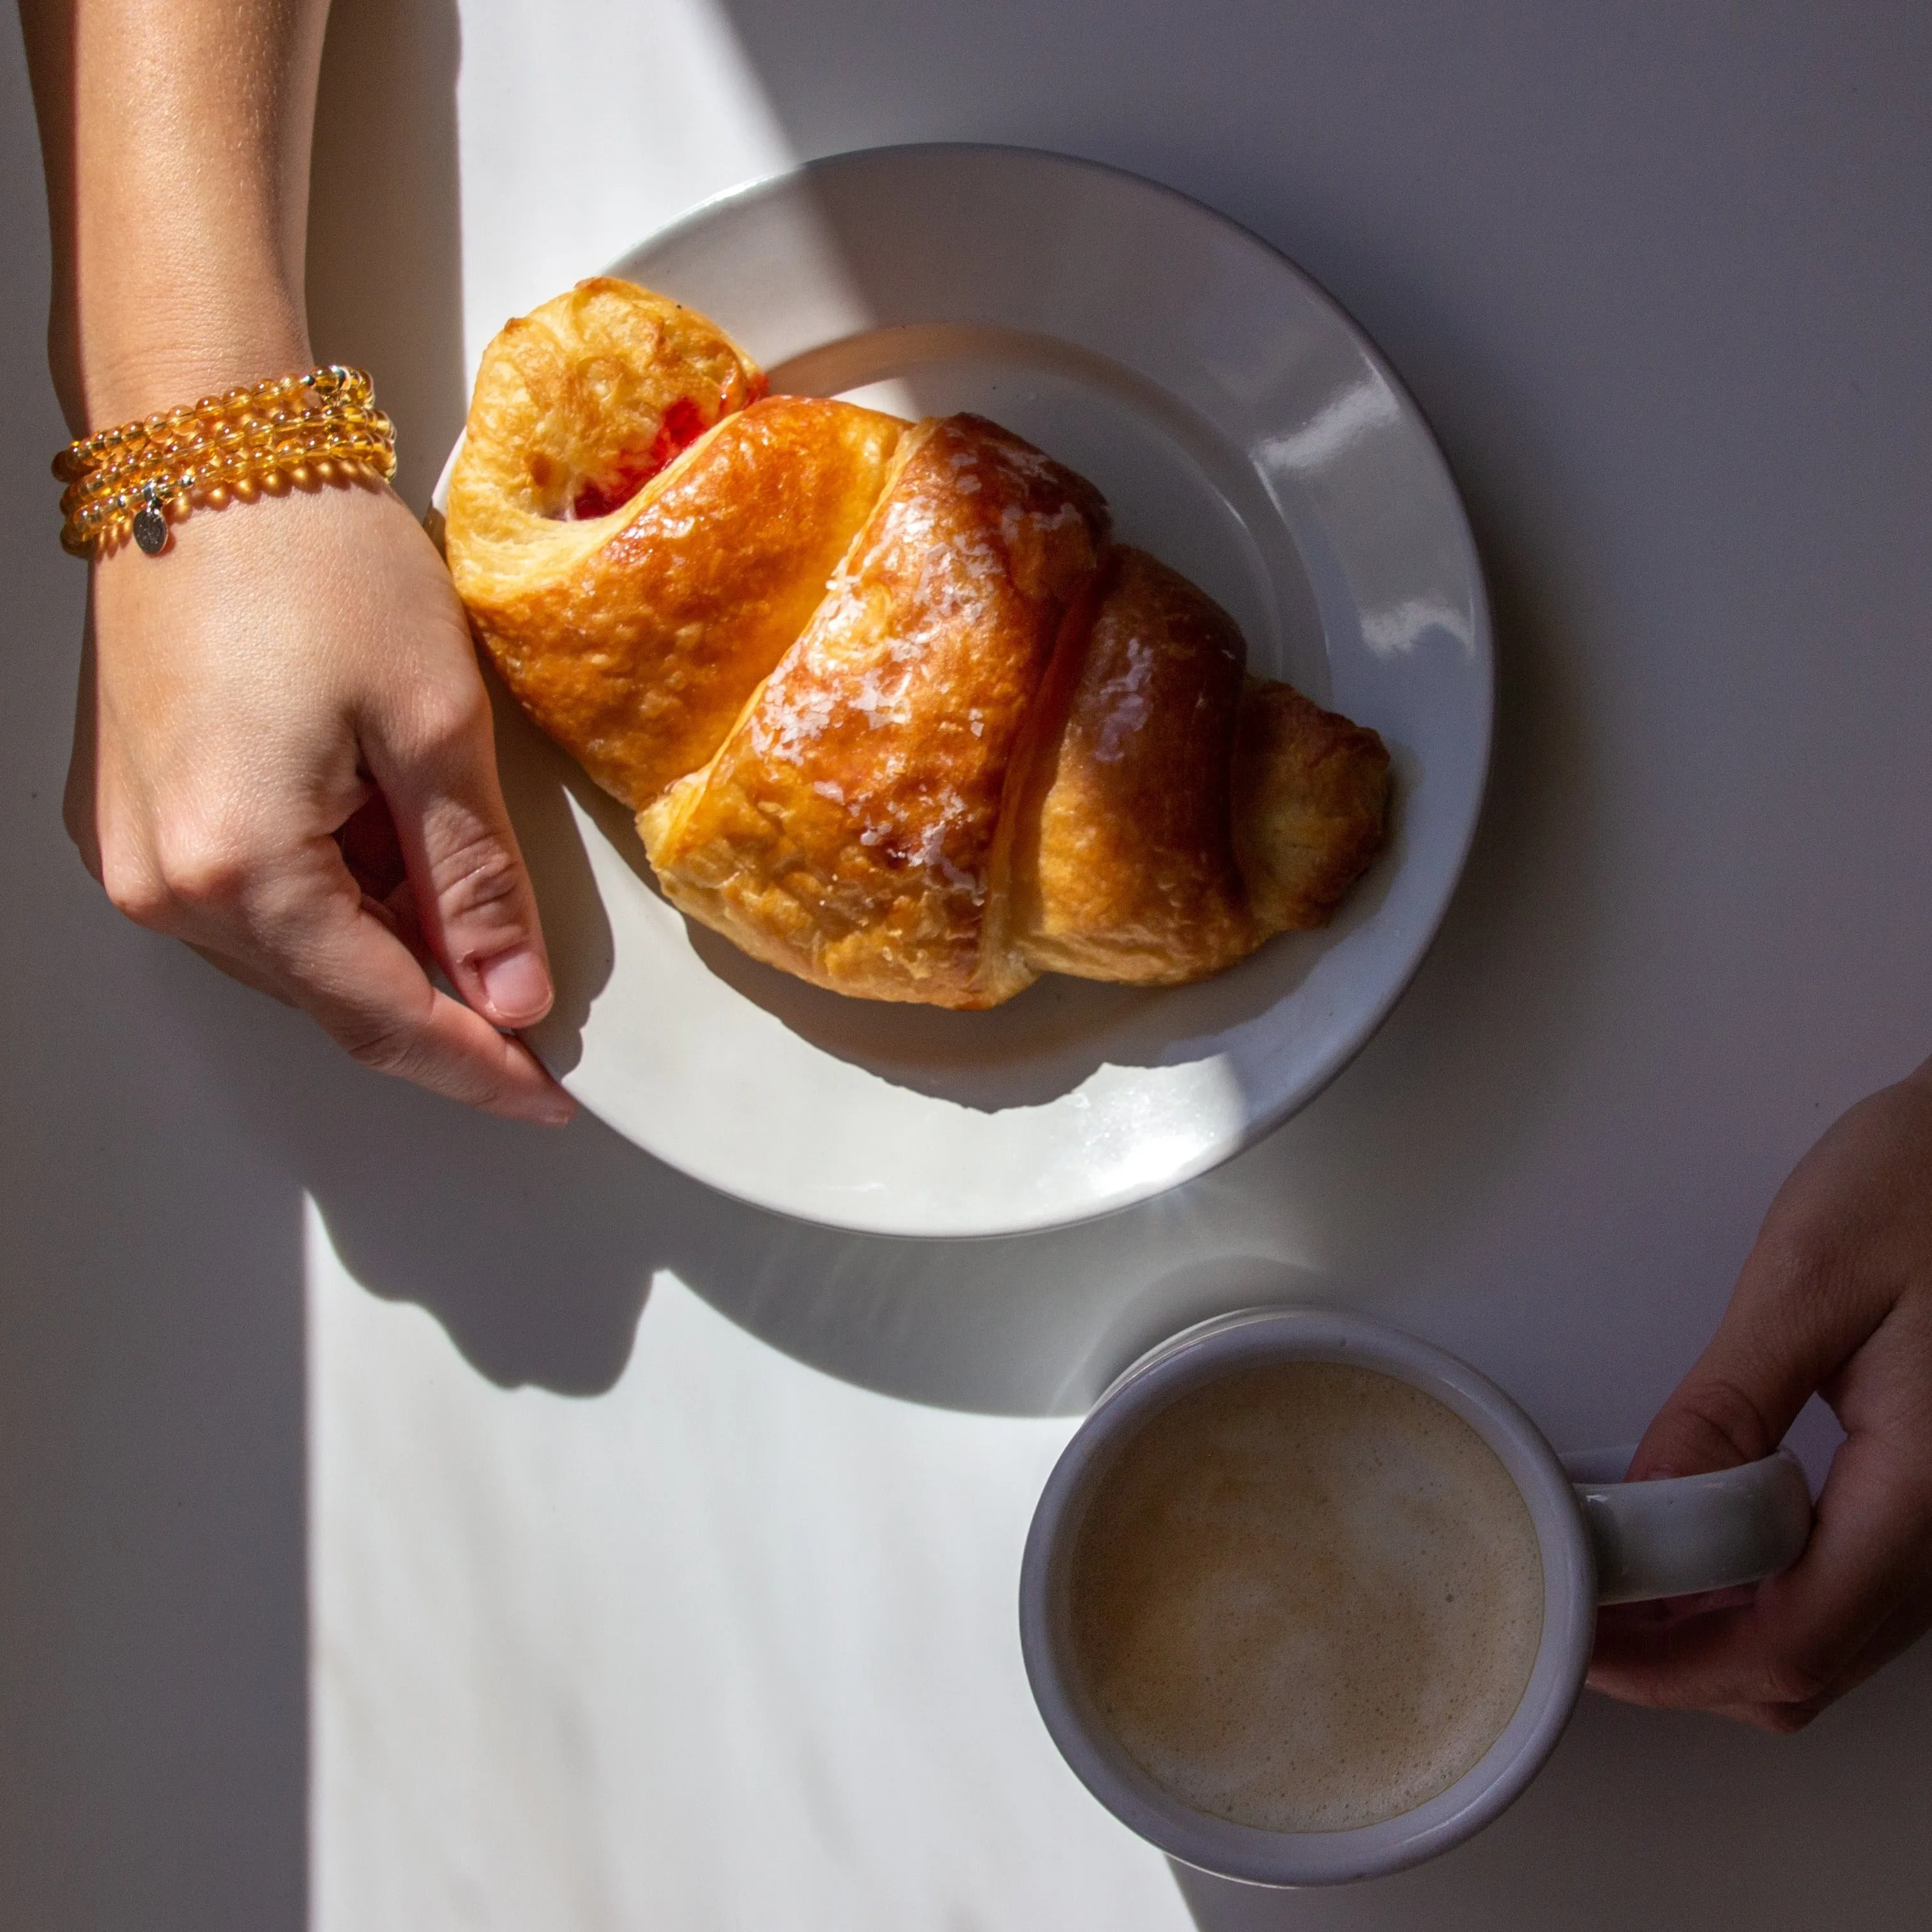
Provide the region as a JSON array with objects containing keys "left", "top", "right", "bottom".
[{"left": 20, "top": 0, "right": 331, "bottom": 434}]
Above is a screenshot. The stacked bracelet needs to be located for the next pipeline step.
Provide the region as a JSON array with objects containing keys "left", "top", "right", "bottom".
[{"left": 53, "top": 365, "right": 398, "bottom": 558}]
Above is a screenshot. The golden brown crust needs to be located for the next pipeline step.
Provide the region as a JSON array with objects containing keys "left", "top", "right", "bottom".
[
  {"left": 1233, "top": 679, "right": 1392, "bottom": 932},
  {"left": 641, "top": 416, "right": 1111, "bottom": 1008},
  {"left": 453, "top": 393, "right": 902, "bottom": 808},
  {"left": 1012, "top": 549, "right": 1260, "bottom": 983}
]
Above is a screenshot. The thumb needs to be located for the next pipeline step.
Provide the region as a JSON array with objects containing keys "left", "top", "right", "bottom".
[
  {"left": 1628, "top": 1351, "right": 1801, "bottom": 1484},
  {"left": 1629, "top": 1258, "right": 1847, "bottom": 1484},
  {"left": 367, "top": 682, "right": 556, "bottom": 1031},
  {"left": 1635, "top": 1080, "right": 1932, "bottom": 1484}
]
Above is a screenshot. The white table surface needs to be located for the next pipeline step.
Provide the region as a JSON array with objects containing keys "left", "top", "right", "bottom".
[{"left": 4, "top": 1, "right": 1931, "bottom": 1926}]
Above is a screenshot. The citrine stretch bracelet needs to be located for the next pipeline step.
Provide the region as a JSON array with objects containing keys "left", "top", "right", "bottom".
[{"left": 53, "top": 365, "right": 398, "bottom": 559}]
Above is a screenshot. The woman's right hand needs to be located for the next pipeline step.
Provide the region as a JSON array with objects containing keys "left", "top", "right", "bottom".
[
  {"left": 1590, "top": 1058, "right": 1932, "bottom": 1729},
  {"left": 70, "top": 475, "right": 575, "bottom": 1126}
]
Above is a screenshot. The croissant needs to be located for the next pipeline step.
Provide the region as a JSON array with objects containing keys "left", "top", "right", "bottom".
[{"left": 448, "top": 278, "right": 1390, "bottom": 1010}]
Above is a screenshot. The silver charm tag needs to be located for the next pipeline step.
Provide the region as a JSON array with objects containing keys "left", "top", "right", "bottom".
[{"left": 132, "top": 492, "right": 169, "bottom": 556}]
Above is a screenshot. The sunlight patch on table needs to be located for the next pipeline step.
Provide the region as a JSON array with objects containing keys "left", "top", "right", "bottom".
[{"left": 307, "top": 1198, "right": 1190, "bottom": 1931}]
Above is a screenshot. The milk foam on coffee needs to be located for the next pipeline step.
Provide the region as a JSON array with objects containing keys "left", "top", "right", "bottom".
[{"left": 1068, "top": 1362, "right": 1544, "bottom": 1834}]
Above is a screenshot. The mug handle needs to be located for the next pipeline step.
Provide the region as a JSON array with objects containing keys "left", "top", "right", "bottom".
[{"left": 1562, "top": 1447, "right": 1814, "bottom": 1606}]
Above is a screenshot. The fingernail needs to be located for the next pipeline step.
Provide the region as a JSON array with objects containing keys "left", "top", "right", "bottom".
[
  {"left": 491, "top": 1085, "right": 577, "bottom": 1128},
  {"left": 477, "top": 945, "right": 552, "bottom": 1025}
]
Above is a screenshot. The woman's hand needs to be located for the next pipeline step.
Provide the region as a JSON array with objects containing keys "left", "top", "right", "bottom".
[
  {"left": 70, "top": 480, "right": 574, "bottom": 1125},
  {"left": 22, "top": 0, "right": 571, "bottom": 1125},
  {"left": 1589, "top": 1057, "right": 1932, "bottom": 1730}
]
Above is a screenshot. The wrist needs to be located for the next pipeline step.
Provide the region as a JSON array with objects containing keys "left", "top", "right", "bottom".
[
  {"left": 31, "top": 0, "right": 331, "bottom": 440},
  {"left": 58, "top": 281, "right": 315, "bottom": 437}
]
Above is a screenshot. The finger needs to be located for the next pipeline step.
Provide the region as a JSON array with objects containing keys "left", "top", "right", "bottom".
[
  {"left": 1625, "top": 1158, "right": 1903, "bottom": 1487},
  {"left": 1669, "top": 1579, "right": 1932, "bottom": 1735},
  {"left": 1625, "top": 1303, "right": 1830, "bottom": 1489},
  {"left": 225, "top": 833, "right": 573, "bottom": 1125},
  {"left": 1790, "top": 1568, "right": 1932, "bottom": 1712},
  {"left": 1588, "top": 1424, "right": 1932, "bottom": 1715},
  {"left": 314, "top": 909, "right": 573, "bottom": 1124},
  {"left": 1592, "top": 1581, "right": 1757, "bottom": 1645},
  {"left": 364, "top": 680, "right": 555, "bottom": 1030}
]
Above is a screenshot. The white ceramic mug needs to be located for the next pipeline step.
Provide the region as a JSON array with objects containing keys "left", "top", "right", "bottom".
[{"left": 1018, "top": 1308, "right": 1813, "bottom": 1885}]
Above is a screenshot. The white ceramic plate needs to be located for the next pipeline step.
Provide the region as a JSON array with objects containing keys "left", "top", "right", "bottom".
[{"left": 455, "top": 145, "right": 1491, "bottom": 1239}]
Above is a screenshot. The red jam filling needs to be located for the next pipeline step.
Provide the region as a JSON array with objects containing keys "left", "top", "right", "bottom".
[{"left": 569, "top": 386, "right": 750, "bottom": 521}]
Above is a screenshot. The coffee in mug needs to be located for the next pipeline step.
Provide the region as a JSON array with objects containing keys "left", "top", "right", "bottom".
[
  {"left": 1021, "top": 1308, "right": 1814, "bottom": 1885},
  {"left": 1067, "top": 1360, "right": 1544, "bottom": 1833}
]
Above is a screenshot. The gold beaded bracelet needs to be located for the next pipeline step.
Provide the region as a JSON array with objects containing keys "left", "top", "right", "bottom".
[{"left": 53, "top": 365, "right": 398, "bottom": 559}]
